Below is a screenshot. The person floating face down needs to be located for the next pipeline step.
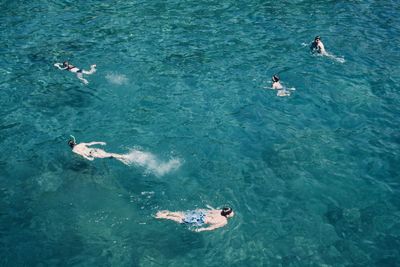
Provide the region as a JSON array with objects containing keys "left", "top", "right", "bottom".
[
  {"left": 155, "top": 207, "right": 235, "bottom": 232},
  {"left": 68, "top": 136, "right": 124, "bottom": 161},
  {"left": 54, "top": 61, "right": 97, "bottom": 84},
  {"left": 310, "top": 36, "right": 327, "bottom": 55}
]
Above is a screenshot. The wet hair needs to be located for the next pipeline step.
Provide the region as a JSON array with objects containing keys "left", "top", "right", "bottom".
[
  {"left": 314, "top": 36, "right": 321, "bottom": 41},
  {"left": 272, "top": 75, "right": 280, "bottom": 83},
  {"left": 221, "top": 207, "right": 233, "bottom": 217},
  {"left": 63, "top": 61, "right": 69, "bottom": 66},
  {"left": 68, "top": 139, "right": 76, "bottom": 148}
]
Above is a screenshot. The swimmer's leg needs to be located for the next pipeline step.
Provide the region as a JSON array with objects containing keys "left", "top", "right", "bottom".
[
  {"left": 277, "top": 90, "right": 290, "bottom": 97},
  {"left": 155, "top": 211, "right": 185, "bottom": 223},
  {"left": 81, "top": 64, "right": 97, "bottom": 75},
  {"left": 76, "top": 72, "right": 89, "bottom": 85},
  {"left": 92, "top": 151, "right": 123, "bottom": 159},
  {"left": 109, "top": 153, "right": 126, "bottom": 160}
]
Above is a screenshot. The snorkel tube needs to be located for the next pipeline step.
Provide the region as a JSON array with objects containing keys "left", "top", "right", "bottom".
[
  {"left": 68, "top": 135, "right": 77, "bottom": 148},
  {"left": 221, "top": 207, "right": 233, "bottom": 217},
  {"left": 272, "top": 75, "right": 280, "bottom": 83}
]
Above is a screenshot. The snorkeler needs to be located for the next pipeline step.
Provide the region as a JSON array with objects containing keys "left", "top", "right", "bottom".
[
  {"left": 54, "top": 61, "right": 96, "bottom": 84},
  {"left": 271, "top": 75, "right": 292, "bottom": 97},
  {"left": 155, "top": 207, "right": 234, "bottom": 232},
  {"left": 309, "top": 36, "right": 345, "bottom": 63},
  {"left": 272, "top": 75, "right": 283, "bottom": 90},
  {"left": 68, "top": 135, "right": 124, "bottom": 161},
  {"left": 67, "top": 136, "right": 181, "bottom": 174},
  {"left": 310, "top": 36, "right": 327, "bottom": 55}
]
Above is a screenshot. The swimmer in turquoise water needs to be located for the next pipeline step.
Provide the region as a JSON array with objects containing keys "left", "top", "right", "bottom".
[
  {"left": 54, "top": 61, "right": 96, "bottom": 84},
  {"left": 67, "top": 136, "right": 180, "bottom": 175},
  {"left": 155, "top": 207, "right": 234, "bottom": 232},
  {"left": 271, "top": 75, "right": 292, "bottom": 97},
  {"left": 68, "top": 136, "right": 124, "bottom": 161},
  {"left": 309, "top": 36, "right": 345, "bottom": 63},
  {"left": 272, "top": 75, "right": 283, "bottom": 90},
  {"left": 310, "top": 36, "right": 327, "bottom": 55}
]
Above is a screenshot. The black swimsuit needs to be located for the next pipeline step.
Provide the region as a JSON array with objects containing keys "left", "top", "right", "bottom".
[{"left": 66, "top": 65, "right": 82, "bottom": 73}]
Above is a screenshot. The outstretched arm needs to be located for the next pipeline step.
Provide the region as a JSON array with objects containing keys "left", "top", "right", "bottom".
[
  {"left": 195, "top": 222, "right": 226, "bottom": 232},
  {"left": 82, "top": 142, "right": 106, "bottom": 146},
  {"left": 54, "top": 63, "right": 67, "bottom": 70}
]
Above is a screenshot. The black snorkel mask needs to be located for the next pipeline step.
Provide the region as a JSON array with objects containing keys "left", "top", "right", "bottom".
[
  {"left": 68, "top": 135, "right": 76, "bottom": 148},
  {"left": 221, "top": 207, "right": 233, "bottom": 217},
  {"left": 272, "top": 75, "right": 279, "bottom": 83}
]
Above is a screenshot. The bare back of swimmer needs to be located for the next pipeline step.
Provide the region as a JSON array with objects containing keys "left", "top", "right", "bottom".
[
  {"left": 271, "top": 74, "right": 293, "bottom": 97},
  {"left": 310, "top": 36, "right": 327, "bottom": 55}
]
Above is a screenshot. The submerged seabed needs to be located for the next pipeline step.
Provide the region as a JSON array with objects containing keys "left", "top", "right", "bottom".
[{"left": 1, "top": 0, "right": 400, "bottom": 266}]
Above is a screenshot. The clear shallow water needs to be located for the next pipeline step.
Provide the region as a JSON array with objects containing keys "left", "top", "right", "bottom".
[{"left": 1, "top": 0, "right": 400, "bottom": 266}]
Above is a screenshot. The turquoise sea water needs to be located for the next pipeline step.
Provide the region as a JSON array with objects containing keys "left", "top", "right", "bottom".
[{"left": 1, "top": 0, "right": 400, "bottom": 266}]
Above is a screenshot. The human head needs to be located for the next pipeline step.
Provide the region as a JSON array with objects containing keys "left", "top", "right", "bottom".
[
  {"left": 63, "top": 61, "right": 69, "bottom": 67},
  {"left": 272, "top": 75, "right": 280, "bottom": 83},
  {"left": 68, "top": 139, "right": 76, "bottom": 149},
  {"left": 221, "top": 207, "right": 234, "bottom": 218},
  {"left": 314, "top": 36, "right": 321, "bottom": 42}
]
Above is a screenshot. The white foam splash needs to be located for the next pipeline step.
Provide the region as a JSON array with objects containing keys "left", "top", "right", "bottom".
[
  {"left": 334, "top": 56, "right": 346, "bottom": 63},
  {"left": 318, "top": 52, "right": 345, "bottom": 63},
  {"left": 117, "top": 149, "right": 181, "bottom": 176},
  {"left": 265, "top": 84, "right": 296, "bottom": 96},
  {"left": 105, "top": 73, "right": 128, "bottom": 85},
  {"left": 327, "top": 54, "right": 345, "bottom": 63}
]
